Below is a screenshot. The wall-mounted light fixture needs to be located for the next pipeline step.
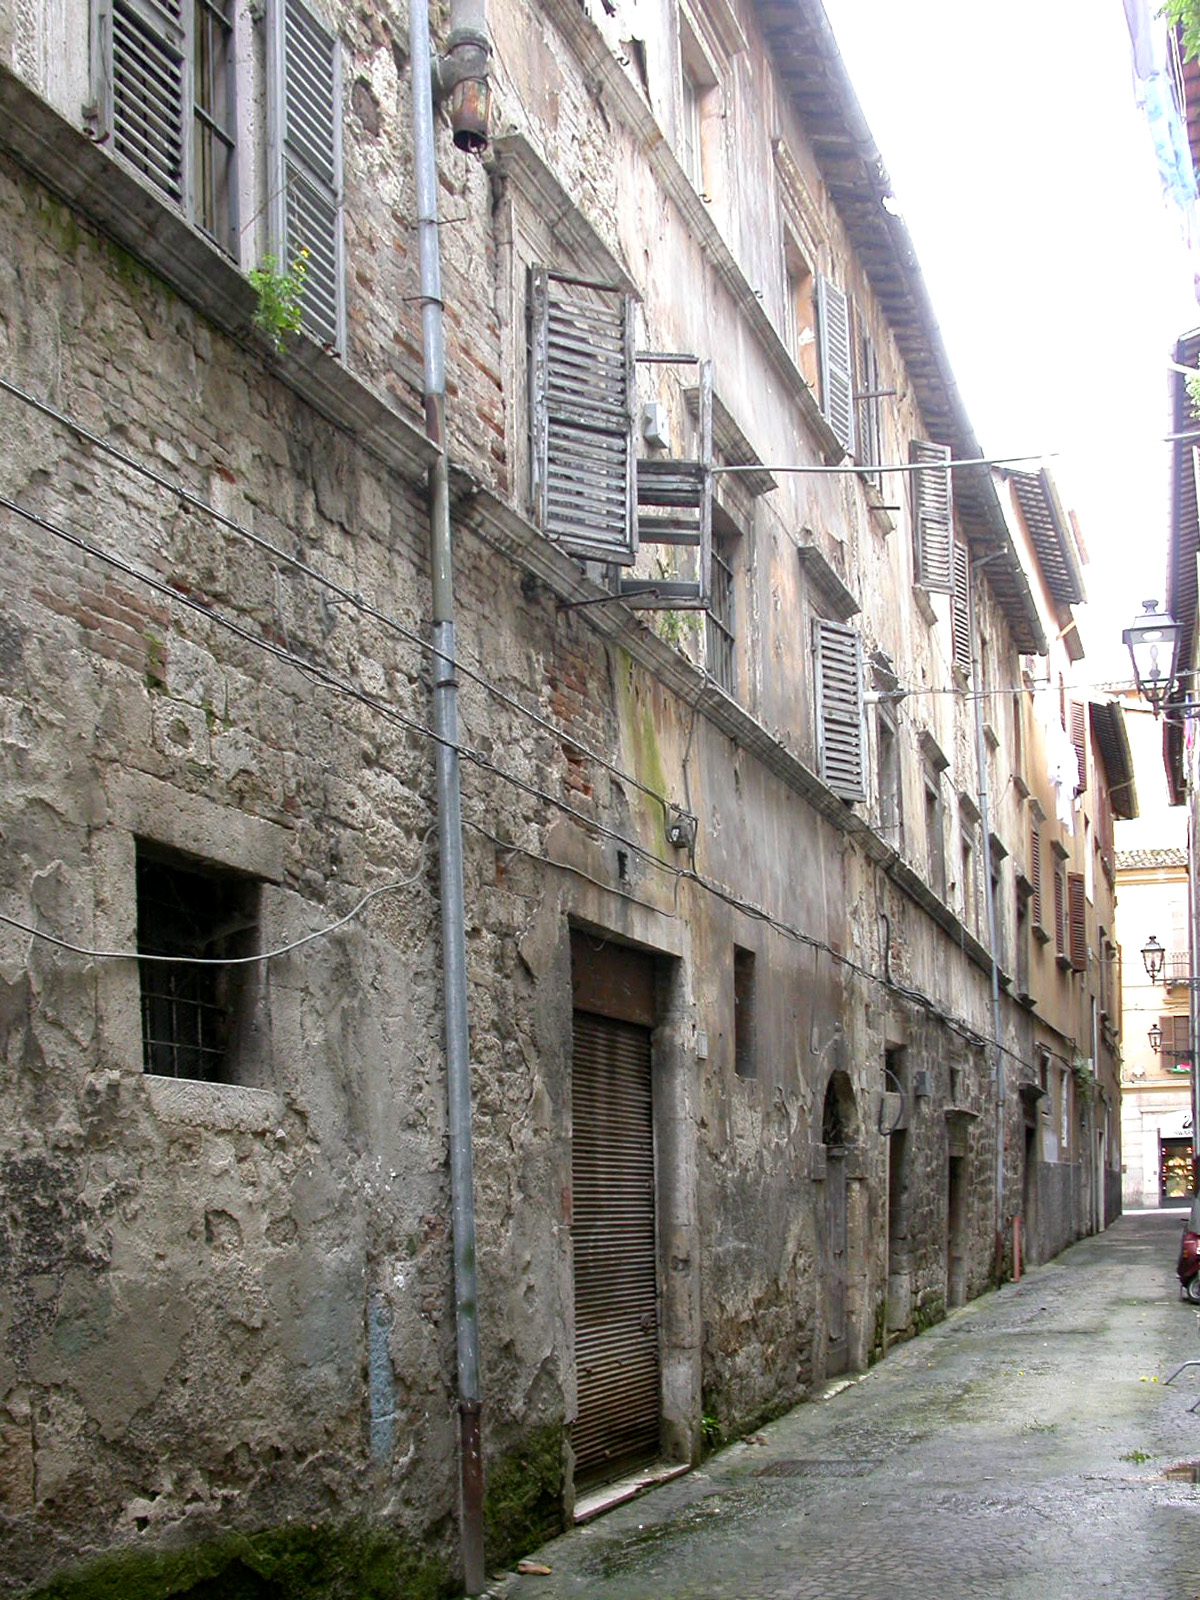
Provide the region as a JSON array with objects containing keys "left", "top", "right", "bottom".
[
  {"left": 1123, "top": 599, "right": 1180, "bottom": 718},
  {"left": 1149, "top": 1020, "right": 1164, "bottom": 1052},
  {"left": 1142, "top": 934, "right": 1166, "bottom": 984}
]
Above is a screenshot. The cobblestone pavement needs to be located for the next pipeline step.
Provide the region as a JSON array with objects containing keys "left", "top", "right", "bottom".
[{"left": 492, "top": 1213, "right": 1200, "bottom": 1600}]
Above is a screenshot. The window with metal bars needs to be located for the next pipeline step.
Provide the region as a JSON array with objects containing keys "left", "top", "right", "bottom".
[{"left": 136, "top": 842, "right": 259, "bottom": 1081}]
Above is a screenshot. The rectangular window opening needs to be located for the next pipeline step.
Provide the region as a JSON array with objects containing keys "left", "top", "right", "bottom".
[
  {"left": 733, "top": 945, "right": 757, "bottom": 1080},
  {"left": 136, "top": 840, "right": 260, "bottom": 1083}
]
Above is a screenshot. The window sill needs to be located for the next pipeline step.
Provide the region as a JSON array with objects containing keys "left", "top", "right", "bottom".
[
  {"left": 0, "top": 66, "right": 435, "bottom": 483},
  {"left": 143, "top": 1074, "right": 284, "bottom": 1134},
  {"left": 1032, "top": 925, "right": 1051, "bottom": 945},
  {"left": 1055, "top": 953, "right": 1073, "bottom": 972}
]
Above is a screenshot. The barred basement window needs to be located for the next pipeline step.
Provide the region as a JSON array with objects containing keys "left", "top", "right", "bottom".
[{"left": 136, "top": 842, "right": 260, "bottom": 1081}]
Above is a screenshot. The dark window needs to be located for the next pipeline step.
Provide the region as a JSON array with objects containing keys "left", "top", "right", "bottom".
[
  {"left": 1016, "top": 883, "right": 1031, "bottom": 997},
  {"left": 733, "top": 945, "right": 757, "bottom": 1080},
  {"left": 706, "top": 522, "right": 737, "bottom": 694},
  {"left": 136, "top": 842, "right": 260, "bottom": 1081},
  {"left": 876, "top": 703, "right": 902, "bottom": 847},
  {"left": 193, "top": 0, "right": 237, "bottom": 248},
  {"left": 924, "top": 767, "right": 946, "bottom": 901}
]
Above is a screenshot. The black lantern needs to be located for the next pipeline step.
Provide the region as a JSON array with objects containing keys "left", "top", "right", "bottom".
[
  {"left": 1141, "top": 934, "right": 1166, "bottom": 983},
  {"left": 1149, "top": 1021, "right": 1164, "bottom": 1052},
  {"left": 1123, "top": 599, "right": 1180, "bottom": 717}
]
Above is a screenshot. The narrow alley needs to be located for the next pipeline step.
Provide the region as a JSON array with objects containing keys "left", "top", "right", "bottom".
[{"left": 496, "top": 1213, "right": 1200, "bottom": 1600}]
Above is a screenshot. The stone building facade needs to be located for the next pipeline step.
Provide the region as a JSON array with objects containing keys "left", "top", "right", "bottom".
[{"left": 0, "top": 0, "right": 1131, "bottom": 1592}]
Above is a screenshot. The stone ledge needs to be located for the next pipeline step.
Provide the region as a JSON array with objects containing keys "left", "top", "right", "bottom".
[
  {"left": 143, "top": 1075, "right": 284, "bottom": 1133},
  {"left": 0, "top": 65, "right": 436, "bottom": 485}
]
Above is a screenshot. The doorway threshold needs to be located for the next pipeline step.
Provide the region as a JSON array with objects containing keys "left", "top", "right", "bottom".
[{"left": 573, "top": 1460, "right": 691, "bottom": 1524}]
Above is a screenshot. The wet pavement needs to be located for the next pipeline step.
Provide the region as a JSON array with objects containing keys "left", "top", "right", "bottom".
[{"left": 492, "top": 1212, "right": 1200, "bottom": 1599}]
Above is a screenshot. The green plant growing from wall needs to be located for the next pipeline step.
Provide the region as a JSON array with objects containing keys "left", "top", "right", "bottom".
[
  {"left": 1164, "top": 1, "right": 1200, "bottom": 64},
  {"left": 248, "top": 247, "right": 310, "bottom": 352},
  {"left": 1186, "top": 366, "right": 1200, "bottom": 418}
]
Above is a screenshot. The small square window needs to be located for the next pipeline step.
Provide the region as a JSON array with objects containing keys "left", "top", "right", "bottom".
[{"left": 137, "top": 841, "right": 260, "bottom": 1081}]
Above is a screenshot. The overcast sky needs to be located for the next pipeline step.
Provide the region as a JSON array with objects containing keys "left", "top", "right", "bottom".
[{"left": 821, "top": 0, "right": 1200, "bottom": 682}]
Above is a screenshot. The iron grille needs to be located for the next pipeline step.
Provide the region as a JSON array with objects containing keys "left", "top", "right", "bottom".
[{"left": 136, "top": 845, "right": 258, "bottom": 1081}]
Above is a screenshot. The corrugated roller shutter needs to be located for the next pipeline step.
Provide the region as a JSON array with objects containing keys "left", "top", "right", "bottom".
[{"left": 572, "top": 1010, "right": 660, "bottom": 1483}]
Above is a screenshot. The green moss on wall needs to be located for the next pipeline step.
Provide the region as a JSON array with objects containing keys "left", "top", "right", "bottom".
[
  {"left": 482, "top": 1424, "right": 564, "bottom": 1570},
  {"left": 25, "top": 1522, "right": 453, "bottom": 1600}
]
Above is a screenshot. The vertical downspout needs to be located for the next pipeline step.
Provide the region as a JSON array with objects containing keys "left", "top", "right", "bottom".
[
  {"left": 968, "top": 577, "right": 1007, "bottom": 1280},
  {"left": 409, "top": 0, "right": 485, "bottom": 1590}
]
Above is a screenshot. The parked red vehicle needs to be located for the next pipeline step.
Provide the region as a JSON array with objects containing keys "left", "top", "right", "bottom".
[{"left": 1178, "top": 1195, "right": 1200, "bottom": 1302}]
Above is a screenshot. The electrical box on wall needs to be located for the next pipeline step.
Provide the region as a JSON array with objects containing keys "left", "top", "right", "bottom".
[{"left": 642, "top": 401, "right": 670, "bottom": 450}]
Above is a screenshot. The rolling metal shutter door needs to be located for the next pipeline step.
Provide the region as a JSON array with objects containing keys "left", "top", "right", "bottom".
[{"left": 572, "top": 1010, "right": 660, "bottom": 1483}]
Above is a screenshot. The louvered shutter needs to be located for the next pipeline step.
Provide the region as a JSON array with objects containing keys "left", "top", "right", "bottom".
[
  {"left": 100, "top": 0, "right": 189, "bottom": 209},
  {"left": 529, "top": 269, "right": 637, "bottom": 564},
  {"left": 815, "top": 276, "right": 856, "bottom": 455},
  {"left": 1053, "top": 868, "right": 1065, "bottom": 958},
  {"left": 855, "top": 317, "right": 882, "bottom": 485},
  {"left": 1070, "top": 701, "right": 1087, "bottom": 795},
  {"left": 1068, "top": 872, "right": 1086, "bottom": 971},
  {"left": 910, "top": 439, "right": 953, "bottom": 593},
  {"left": 813, "top": 618, "right": 865, "bottom": 801},
  {"left": 951, "top": 537, "right": 971, "bottom": 673},
  {"left": 1030, "top": 822, "right": 1042, "bottom": 929},
  {"left": 267, "top": 0, "right": 344, "bottom": 352}
]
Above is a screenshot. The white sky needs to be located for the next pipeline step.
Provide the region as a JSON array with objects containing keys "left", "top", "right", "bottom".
[{"left": 821, "top": 0, "right": 1200, "bottom": 683}]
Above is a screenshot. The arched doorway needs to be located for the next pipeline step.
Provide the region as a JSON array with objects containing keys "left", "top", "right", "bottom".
[{"left": 822, "top": 1070, "right": 859, "bottom": 1377}]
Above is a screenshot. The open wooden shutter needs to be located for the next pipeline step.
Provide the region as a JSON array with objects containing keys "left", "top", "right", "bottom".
[
  {"left": 1068, "top": 872, "right": 1086, "bottom": 971},
  {"left": 1070, "top": 701, "right": 1087, "bottom": 795},
  {"left": 102, "top": 0, "right": 189, "bottom": 208},
  {"left": 951, "top": 536, "right": 971, "bottom": 673},
  {"left": 1053, "top": 869, "right": 1065, "bottom": 958},
  {"left": 816, "top": 276, "right": 856, "bottom": 456},
  {"left": 268, "top": 0, "right": 344, "bottom": 352},
  {"left": 910, "top": 439, "right": 953, "bottom": 593},
  {"left": 530, "top": 269, "right": 637, "bottom": 564},
  {"left": 1029, "top": 822, "right": 1042, "bottom": 929},
  {"left": 855, "top": 316, "right": 882, "bottom": 485},
  {"left": 813, "top": 618, "right": 865, "bottom": 801}
]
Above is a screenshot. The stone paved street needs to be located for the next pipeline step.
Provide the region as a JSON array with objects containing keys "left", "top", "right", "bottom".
[{"left": 493, "top": 1213, "right": 1200, "bottom": 1600}]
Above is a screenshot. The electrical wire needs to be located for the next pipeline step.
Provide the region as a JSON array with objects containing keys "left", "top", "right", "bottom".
[
  {"left": 0, "top": 375, "right": 676, "bottom": 829},
  {"left": 0, "top": 489, "right": 1093, "bottom": 1084},
  {"left": 714, "top": 449, "right": 1055, "bottom": 477},
  {"left": 0, "top": 492, "right": 694, "bottom": 892},
  {"left": 0, "top": 827, "right": 436, "bottom": 964}
]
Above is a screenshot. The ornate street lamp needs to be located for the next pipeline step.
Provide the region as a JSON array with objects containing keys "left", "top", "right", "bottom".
[
  {"left": 1149, "top": 1021, "right": 1164, "bottom": 1052},
  {"left": 1142, "top": 933, "right": 1166, "bottom": 983},
  {"left": 1123, "top": 599, "right": 1181, "bottom": 717}
]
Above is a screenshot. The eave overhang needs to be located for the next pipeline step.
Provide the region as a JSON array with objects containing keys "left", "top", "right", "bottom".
[
  {"left": 1089, "top": 700, "right": 1138, "bottom": 820},
  {"left": 754, "top": 0, "right": 1046, "bottom": 655}
]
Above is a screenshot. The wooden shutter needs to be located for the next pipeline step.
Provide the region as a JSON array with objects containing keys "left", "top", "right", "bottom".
[
  {"left": 910, "top": 439, "right": 953, "bottom": 593},
  {"left": 813, "top": 618, "right": 865, "bottom": 801},
  {"left": 855, "top": 315, "right": 882, "bottom": 485},
  {"left": 1067, "top": 872, "right": 1086, "bottom": 971},
  {"left": 1053, "top": 868, "right": 1065, "bottom": 958},
  {"left": 951, "top": 537, "right": 971, "bottom": 673},
  {"left": 268, "top": 0, "right": 344, "bottom": 352},
  {"left": 102, "top": 0, "right": 189, "bottom": 208},
  {"left": 1030, "top": 821, "right": 1043, "bottom": 929},
  {"left": 1070, "top": 701, "right": 1087, "bottom": 795},
  {"left": 816, "top": 276, "right": 856, "bottom": 455},
  {"left": 529, "top": 269, "right": 637, "bottom": 564}
]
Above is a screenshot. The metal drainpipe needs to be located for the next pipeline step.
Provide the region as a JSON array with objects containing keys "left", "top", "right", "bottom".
[
  {"left": 409, "top": 0, "right": 485, "bottom": 1590},
  {"left": 967, "top": 577, "right": 1007, "bottom": 1281}
]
